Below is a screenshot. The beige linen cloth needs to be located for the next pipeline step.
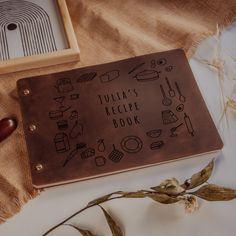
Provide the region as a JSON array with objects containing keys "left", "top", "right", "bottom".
[{"left": 0, "top": 0, "right": 236, "bottom": 223}]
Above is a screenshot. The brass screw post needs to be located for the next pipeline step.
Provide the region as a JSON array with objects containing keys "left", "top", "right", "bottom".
[
  {"left": 29, "top": 124, "right": 37, "bottom": 132},
  {"left": 23, "top": 89, "right": 30, "bottom": 96},
  {"left": 35, "top": 164, "right": 43, "bottom": 171}
]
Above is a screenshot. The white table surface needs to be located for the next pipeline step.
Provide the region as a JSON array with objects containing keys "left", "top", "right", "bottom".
[{"left": 1, "top": 22, "right": 236, "bottom": 236}]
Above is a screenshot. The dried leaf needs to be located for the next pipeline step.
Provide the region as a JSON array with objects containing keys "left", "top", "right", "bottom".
[
  {"left": 99, "top": 206, "right": 123, "bottom": 236},
  {"left": 88, "top": 191, "right": 123, "bottom": 206},
  {"left": 148, "top": 193, "right": 181, "bottom": 204},
  {"left": 151, "top": 178, "right": 185, "bottom": 195},
  {"left": 64, "top": 224, "right": 95, "bottom": 236},
  {"left": 226, "top": 97, "right": 236, "bottom": 113},
  {"left": 192, "top": 184, "right": 236, "bottom": 201},
  {"left": 183, "top": 160, "right": 214, "bottom": 190}
]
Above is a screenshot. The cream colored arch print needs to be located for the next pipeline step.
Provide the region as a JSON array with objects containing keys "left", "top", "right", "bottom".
[{"left": 0, "top": 0, "right": 57, "bottom": 60}]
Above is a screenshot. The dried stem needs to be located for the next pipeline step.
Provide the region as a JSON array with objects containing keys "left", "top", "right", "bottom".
[
  {"left": 42, "top": 196, "right": 124, "bottom": 236},
  {"left": 42, "top": 160, "right": 236, "bottom": 236}
]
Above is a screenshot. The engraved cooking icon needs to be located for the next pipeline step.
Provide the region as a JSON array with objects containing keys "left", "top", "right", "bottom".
[
  {"left": 54, "top": 133, "right": 70, "bottom": 153},
  {"left": 55, "top": 78, "right": 74, "bottom": 93},
  {"left": 121, "top": 136, "right": 143, "bottom": 154}
]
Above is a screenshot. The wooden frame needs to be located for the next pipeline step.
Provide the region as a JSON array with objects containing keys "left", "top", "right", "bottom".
[{"left": 0, "top": 0, "right": 80, "bottom": 75}]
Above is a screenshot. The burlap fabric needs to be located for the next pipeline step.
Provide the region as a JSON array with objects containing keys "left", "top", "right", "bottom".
[{"left": 0, "top": 0, "right": 236, "bottom": 223}]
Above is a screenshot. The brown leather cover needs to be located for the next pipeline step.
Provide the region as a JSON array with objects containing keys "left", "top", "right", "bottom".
[{"left": 17, "top": 49, "right": 223, "bottom": 188}]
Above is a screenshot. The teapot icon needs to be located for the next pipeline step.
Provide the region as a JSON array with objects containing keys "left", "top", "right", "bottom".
[{"left": 55, "top": 78, "right": 74, "bottom": 93}]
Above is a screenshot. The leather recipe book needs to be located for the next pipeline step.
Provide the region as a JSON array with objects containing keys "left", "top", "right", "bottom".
[{"left": 17, "top": 49, "right": 223, "bottom": 188}]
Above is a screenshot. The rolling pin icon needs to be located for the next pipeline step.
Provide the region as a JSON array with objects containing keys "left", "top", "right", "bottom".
[{"left": 184, "top": 113, "right": 194, "bottom": 136}]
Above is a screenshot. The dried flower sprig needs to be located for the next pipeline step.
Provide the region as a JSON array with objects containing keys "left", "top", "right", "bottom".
[
  {"left": 43, "top": 160, "right": 236, "bottom": 236},
  {"left": 226, "top": 97, "right": 236, "bottom": 113}
]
